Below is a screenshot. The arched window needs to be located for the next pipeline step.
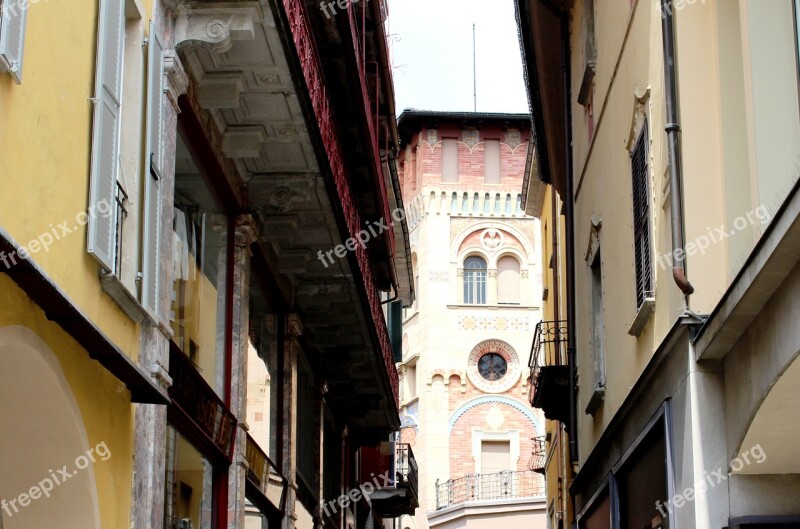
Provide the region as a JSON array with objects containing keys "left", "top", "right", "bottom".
[
  {"left": 497, "top": 256, "right": 521, "bottom": 304},
  {"left": 464, "top": 256, "right": 487, "bottom": 304}
]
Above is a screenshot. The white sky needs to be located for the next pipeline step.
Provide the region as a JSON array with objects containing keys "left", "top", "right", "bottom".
[{"left": 386, "top": 0, "right": 529, "bottom": 114}]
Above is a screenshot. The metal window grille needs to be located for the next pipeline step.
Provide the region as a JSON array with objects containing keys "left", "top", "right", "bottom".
[
  {"left": 113, "top": 181, "right": 128, "bottom": 276},
  {"left": 631, "top": 122, "right": 653, "bottom": 308}
]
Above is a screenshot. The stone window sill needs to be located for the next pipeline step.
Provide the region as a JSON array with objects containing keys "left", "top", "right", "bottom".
[{"left": 628, "top": 297, "right": 655, "bottom": 337}]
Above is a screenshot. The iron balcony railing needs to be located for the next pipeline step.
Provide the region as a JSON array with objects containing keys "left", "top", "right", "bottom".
[
  {"left": 528, "top": 320, "right": 568, "bottom": 406},
  {"left": 528, "top": 436, "right": 547, "bottom": 474},
  {"left": 395, "top": 443, "right": 419, "bottom": 501},
  {"left": 435, "top": 470, "right": 545, "bottom": 510}
]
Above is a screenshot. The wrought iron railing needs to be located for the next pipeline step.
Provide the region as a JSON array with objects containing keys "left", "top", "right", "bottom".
[
  {"left": 528, "top": 436, "right": 546, "bottom": 474},
  {"left": 528, "top": 320, "right": 568, "bottom": 405},
  {"left": 435, "top": 470, "right": 545, "bottom": 510},
  {"left": 395, "top": 443, "right": 418, "bottom": 500}
]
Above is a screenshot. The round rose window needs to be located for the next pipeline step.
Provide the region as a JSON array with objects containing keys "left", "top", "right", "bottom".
[
  {"left": 467, "top": 340, "right": 520, "bottom": 393},
  {"left": 478, "top": 353, "right": 507, "bottom": 381}
]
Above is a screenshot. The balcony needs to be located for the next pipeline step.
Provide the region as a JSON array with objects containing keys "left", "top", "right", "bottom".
[
  {"left": 363, "top": 442, "right": 419, "bottom": 517},
  {"left": 528, "top": 436, "right": 546, "bottom": 474},
  {"left": 528, "top": 320, "right": 570, "bottom": 424},
  {"left": 435, "top": 470, "right": 545, "bottom": 510}
]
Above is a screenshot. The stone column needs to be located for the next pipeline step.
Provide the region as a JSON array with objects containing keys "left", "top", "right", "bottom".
[
  {"left": 487, "top": 269, "right": 498, "bottom": 305},
  {"left": 130, "top": 4, "right": 188, "bottom": 529},
  {"left": 282, "top": 315, "right": 303, "bottom": 529},
  {"left": 228, "top": 215, "right": 258, "bottom": 529},
  {"left": 521, "top": 269, "right": 530, "bottom": 306}
]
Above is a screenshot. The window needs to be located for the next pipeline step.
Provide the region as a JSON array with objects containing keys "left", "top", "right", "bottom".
[
  {"left": 164, "top": 426, "right": 215, "bottom": 529},
  {"left": 497, "top": 256, "right": 521, "bottom": 304},
  {"left": 87, "top": 3, "right": 163, "bottom": 320},
  {"left": 442, "top": 138, "right": 458, "bottom": 182},
  {"left": 590, "top": 252, "right": 605, "bottom": 389},
  {"left": 87, "top": 0, "right": 127, "bottom": 273},
  {"left": 631, "top": 122, "right": 653, "bottom": 308},
  {"left": 296, "top": 356, "right": 318, "bottom": 494},
  {"left": 170, "top": 131, "right": 230, "bottom": 397},
  {"left": 484, "top": 139, "right": 501, "bottom": 184},
  {"left": 587, "top": 247, "right": 605, "bottom": 415},
  {"left": 478, "top": 353, "right": 507, "bottom": 381},
  {"left": 463, "top": 256, "right": 487, "bottom": 304},
  {"left": 0, "top": 0, "right": 29, "bottom": 83},
  {"left": 480, "top": 440, "right": 511, "bottom": 474}
]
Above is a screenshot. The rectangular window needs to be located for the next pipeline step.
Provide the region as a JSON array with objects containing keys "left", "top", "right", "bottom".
[
  {"left": 296, "top": 355, "right": 318, "bottom": 498},
  {"left": 170, "top": 130, "right": 230, "bottom": 398},
  {"left": 87, "top": 0, "right": 126, "bottom": 273},
  {"left": 164, "top": 425, "right": 215, "bottom": 529},
  {"left": 464, "top": 257, "right": 487, "bottom": 304},
  {"left": 590, "top": 252, "right": 605, "bottom": 389},
  {"left": 480, "top": 440, "right": 511, "bottom": 474},
  {"left": 0, "top": 0, "right": 29, "bottom": 83},
  {"left": 631, "top": 123, "right": 653, "bottom": 308},
  {"left": 484, "top": 139, "right": 501, "bottom": 184},
  {"left": 442, "top": 138, "right": 458, "bottom": 183}
]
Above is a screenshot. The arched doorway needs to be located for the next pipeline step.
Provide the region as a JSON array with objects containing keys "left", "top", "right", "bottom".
[{"left": 0, "top": 326, "right": 101, "bottom": 529}]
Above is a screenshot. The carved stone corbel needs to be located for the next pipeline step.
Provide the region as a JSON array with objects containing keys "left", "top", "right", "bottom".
[
  {"left": 173, "top": 3, "right": 261, "bottom": 53},
  {"left": 163, "top": 50, "right": 189, "bottom": 111}
]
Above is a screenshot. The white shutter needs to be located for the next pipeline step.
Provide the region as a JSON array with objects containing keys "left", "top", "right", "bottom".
[
  {"left": 497, "top": 256, "right": 521, "bottom": 304},
  {"left": 142, "top": 21, "right": 163, "bottom": 317},
  {"left": 0, "top": 0, "right": 29, "bottom": 83},
  {"left": 87, "top": 0, "right": 125, "bottom": 272}
]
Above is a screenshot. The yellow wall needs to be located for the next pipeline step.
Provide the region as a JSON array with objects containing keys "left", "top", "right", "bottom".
[
  {"left": 565, "top": 0, "right": 800, "bottom": 464},
  {"left": 0, "top": 274, "right": 134, "bottom": 529},
  {"left": 0, "top": 0, "right": 157, "bottom": 362}
]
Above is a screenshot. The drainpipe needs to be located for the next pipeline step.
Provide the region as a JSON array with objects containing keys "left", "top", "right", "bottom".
[
  {"left": 660, "top": 0, "right": 695, "bottom": 302},
  {"left": 556, "top": 11, "right": 579, "bottom": 468}
]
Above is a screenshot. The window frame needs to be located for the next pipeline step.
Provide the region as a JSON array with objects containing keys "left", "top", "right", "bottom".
[
  {"left": 630, "top": 120, "right": 654, "bottom": 309},
  {"left": 463, "top": 255, "right": 487, "bottom": 304}
]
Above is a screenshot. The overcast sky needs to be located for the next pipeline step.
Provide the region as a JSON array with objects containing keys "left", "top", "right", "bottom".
[{"left": 387, "top": 0, "right": 529, "bottom": 115}]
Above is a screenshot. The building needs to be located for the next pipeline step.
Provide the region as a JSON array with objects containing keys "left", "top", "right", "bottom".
[
  {"left": 517, "top": 0, "right": 800, "bottom": 528},
  {"left": 0, "top": 0, "right": 416, "bottom": 528},
  {"left": 395, "top": 111, "right": 547, "bottom": 529}
]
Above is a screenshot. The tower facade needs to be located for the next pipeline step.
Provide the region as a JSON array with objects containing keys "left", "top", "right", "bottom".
[{"left": 396, "top": 112, "right": 547, "bottom": 529}]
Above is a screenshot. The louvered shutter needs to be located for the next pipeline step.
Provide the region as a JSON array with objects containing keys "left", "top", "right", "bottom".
[
  {"left": 630, "top": 122, "right": 653, "bottom": 308},
  {"left": 142, "top": 21, "right": 164, "bottom": 317},
  {"left": 0, "top": 0, "right": 29, "bottom": 83},
  {"left": 87, "top": 0, "right": 125, "bottom": 272},
  {"left": 497, "top": 256, "right": 521, "bottom": 304}
]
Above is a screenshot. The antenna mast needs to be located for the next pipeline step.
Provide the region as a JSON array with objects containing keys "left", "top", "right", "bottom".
[{"left": 473, "top": 23, "right": 477, "bottom": 111}]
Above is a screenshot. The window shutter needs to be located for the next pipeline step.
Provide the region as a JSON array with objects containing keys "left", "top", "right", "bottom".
[
  {"left": 484, "top": 139, "right": 500, "bottom": 184},
  {"left": 0, "top": 0, "right": 29, "bottom": 83},
  {"left": 142, "top": 21, "right": 164, "bottom": 317},
  {"left": 87, "top": 0, "right": 125, "bottom": 272},
  {"left": 630, "top": 123, "right": 652, "bottom": 308},
  {"left": 442, "top": 138, "right": 458, "bottom": 183},
  {"left": 497, "top": 256, "right": 521, "bottom": 304}
]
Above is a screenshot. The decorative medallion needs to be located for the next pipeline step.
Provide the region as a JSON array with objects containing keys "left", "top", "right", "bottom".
[
  {"left": 504, "top": 129, "right": 522, "bottom": 149},
  {"left": 466, "top": 340, "right": 521, "bottom": 394},
  {"left": 269, "top": 186, "right": 294, "bottom": 212},
  {"left": 481, "top": 228, "right": 504, "bottom": 251},
  {"left": 462, "top": 128, "right": 480, "bottom": 149},
  {"left": 427, "top": 129, "right": 439, "bottom": 147}
]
